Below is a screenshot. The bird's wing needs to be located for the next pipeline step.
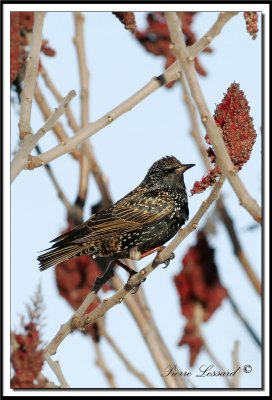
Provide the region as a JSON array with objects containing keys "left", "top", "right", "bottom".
[{"left": 51, "top": 188, "right": 174, "bottom": 245}]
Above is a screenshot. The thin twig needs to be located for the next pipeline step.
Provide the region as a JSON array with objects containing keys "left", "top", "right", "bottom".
[
  {"left": 44, "top": 352, "right": 70, "bottom": 388},
  {"left": 11, "top": 89, "right": 76, "bottom": 183},
  {"left": 193, "top": 303, "right": 231, "bottom": 387},
  {"left": 228, "top": 293, "right": 261, "bottom": 347},
  {"left": 230, "top": 340, "right": 241, "bottom": 388},
  {"left": 217, "top": 198, "right": 261, "bottom": 295},
  {"left": 188, "top": 12, "right": 239, "bottom": 56},
  {"left": 19, "top": 12, "right": 45, "bottom": 139},
  {"left": 40, "top": 66, "right": 80, "bottom": 132},
  {"left": 97, "top": 319, "right": 154, "bottom": 388},
  {"left": 40, "top": 66, "right": 112, "bottom": 208},
  {"left": 33, "top": 83, "right": 81, "bottom": 160},
  {"left": 94, "top": 341, "right": 117, "bottom": 388},
  {"left": 34, "top": 145, "right": 83, "bottom": 223},
  {"left": 165, "top": 12, "right": 261, "bottom": 224}
]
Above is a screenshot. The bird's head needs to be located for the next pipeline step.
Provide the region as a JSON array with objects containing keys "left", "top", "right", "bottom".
[{"left": 144, "top": 156, "right": 195, "bottom": 190}]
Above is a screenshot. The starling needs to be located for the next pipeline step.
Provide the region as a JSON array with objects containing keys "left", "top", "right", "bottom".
[{"left": 38, "top": 156, "right": 195, "bottom": 272}]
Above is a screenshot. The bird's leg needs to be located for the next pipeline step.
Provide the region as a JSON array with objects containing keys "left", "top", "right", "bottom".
[
  {"left": 93, "top": 260, "right": 116, "bottom": 294},
  {"left": 139, "top": 246, "right": 163, "bottom": 260},
  {"left": 140, "top": 246, "right": 175, "bottom": 268},
  {"left": 116, "top": 259, "right": 145, "bottom": 294},
  {"left": 116, "top": 259, "right": 137, "bottom": 275}
]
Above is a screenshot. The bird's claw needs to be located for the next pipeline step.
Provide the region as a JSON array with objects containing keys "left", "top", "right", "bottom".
[
  {"left": 126, "top": 272, "right": 146, "bottom": 294},
  {"left": 162, "top": 252, "right": 175, "bottom": 268}
]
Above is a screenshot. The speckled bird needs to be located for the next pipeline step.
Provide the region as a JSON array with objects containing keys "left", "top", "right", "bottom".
[{"left": 38, "top": 156, "right": 195, "bottom": 271}]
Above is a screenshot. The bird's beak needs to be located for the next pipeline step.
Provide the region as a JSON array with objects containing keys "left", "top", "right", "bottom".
[{"left": 175, "top": 164, "right": 195, "bottom": 174}]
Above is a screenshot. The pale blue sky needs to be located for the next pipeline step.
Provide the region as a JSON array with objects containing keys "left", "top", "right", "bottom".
[{"left": 10, "top": 11, "right": 262, "bottom": 390}]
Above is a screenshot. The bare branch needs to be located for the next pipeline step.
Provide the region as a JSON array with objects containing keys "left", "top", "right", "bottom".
[
  {"left": 73, "top": 12, "right": 89, "bottom": 128},
  {"left": 44, "top": 352, "right": 70, "bottom": 388},
  {"left": 179, "top": 72, "right": 211, "bottom": 169},
  {"left": 11, "top": 89, "right": 76, "bottom": 183},
  {"left": 94, "top": 341, "right": 117, "bottom": 388},
  {"left": 73, "top": 11, "right": 91, "bottom": 210},
  {"left": 165, "top": 12, "right": 261, "bottom": 224},
  {"left": 189, "top": 12, "right": 239, "bottom": 56},
  {"left": 35, "top": 145, "right": 75, "bottom": 216},
  {"left": 97, "top": 319, "right": 154, "bottom": 388},
  {"left": 23, "top": 62, "right": 182, "bottom": 168},
  {"left": 33, "top": 84, "right": 81, "bottom": 160},
  {"left": 40, "top": 66, "right": 80, "bottom": 133},
  {"left": 217, "top": 198, "right": 261, "bottom": 295},
  {"left": 110, "top": 274, "right": 185, "bottom": 388},
  {"left": 228, "top": 293, "right": 261, "bottom": 347},
  {"left": 41, "top": 68, "right": 112, "bottom": 208},
  {"left": 19, "top": 12, "right": 45, "bottom": 139},
  {"left": 193, "top": 303, "right": 231, "bottom": 387},
  {"left": 230, "top": 341, "right": 241, "bottom": 388}
]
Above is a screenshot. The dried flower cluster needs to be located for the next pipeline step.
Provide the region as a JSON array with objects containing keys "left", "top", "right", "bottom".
[
  {"left": 55, "top": 220, "right": 111, "bottom": 341},
  {"left": 191, "top": 82, "right": 257, "bottom": 194},
  {"left": 243, "top": 12, "right": 259, "bottom": 40},
  {"left": 11, "top": 323, "right": 44, "bottom": 388},
  {"left": 112, "top": 12, "right": 137, "bottom": 33},
  {"left": 135, "top": 12, "right": 212, "bottom": 87},
  {"left": 174, "top": 231, "right": 228, "bottom": 365},
  {"left": 10, "top": 12, "right": 55, "bottom": 85},
  {"left": 11, "top": 286, "right": 48, "bottom": 388}
]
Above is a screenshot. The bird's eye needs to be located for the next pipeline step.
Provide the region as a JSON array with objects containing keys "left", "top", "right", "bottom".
[{"left": 164, "top": 167, "right": 177, "bottom": 174}]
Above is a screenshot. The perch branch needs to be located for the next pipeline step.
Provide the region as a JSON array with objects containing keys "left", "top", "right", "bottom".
[
  {"left": 165, "top": 12, "right": 261, "bottom": 224},
  {"left": 44, "top": 176, "right": 224, "bottom": 375},
  {"left": 18, "top": 12, "right": 45, "bottom": 139},
  {"left": 11, "top": 89, "right": 76, "bottom": 183}
]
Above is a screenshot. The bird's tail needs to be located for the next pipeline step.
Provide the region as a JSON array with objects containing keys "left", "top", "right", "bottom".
[{"left": 37, "top": 244, "right": 81, "bottom": 271}]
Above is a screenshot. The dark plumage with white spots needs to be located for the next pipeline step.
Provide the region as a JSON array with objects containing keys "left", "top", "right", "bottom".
[{"left": 38, "top": 156, "right": 195, "bottom": 271}]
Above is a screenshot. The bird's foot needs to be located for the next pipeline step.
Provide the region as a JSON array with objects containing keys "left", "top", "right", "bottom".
[
  {"left": 125, "top": 269, "right": 146, "bottom": 294},
  {"left": 154, "top": 246, "right": 175, "bottom": 268}
]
